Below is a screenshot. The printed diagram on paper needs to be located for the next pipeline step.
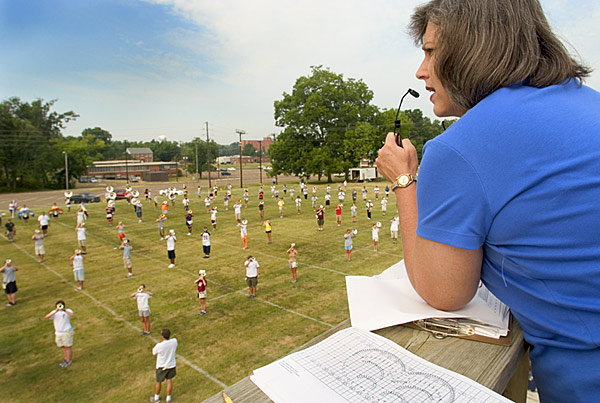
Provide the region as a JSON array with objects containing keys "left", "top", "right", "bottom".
[{"left": 251, "top": 327, "right": 511, "bottom": 403}]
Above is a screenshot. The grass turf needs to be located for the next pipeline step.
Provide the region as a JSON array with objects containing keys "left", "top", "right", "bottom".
[{"left": 0, "top": 182, "right": 403, "bottom": 402}]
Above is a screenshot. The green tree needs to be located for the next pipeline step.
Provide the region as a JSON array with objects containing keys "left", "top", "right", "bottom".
[
  {"left": 242, "top": 143, "right": 257, "bottom": 157},
  {"left": 272, "top": 66, "right": 379, "bottom": 182},
  {"left": 0, "top": 97, "right": 77, "bottom": 190},
  {"left": 180, "top": 138, "right": 218, "bottom": 177}
]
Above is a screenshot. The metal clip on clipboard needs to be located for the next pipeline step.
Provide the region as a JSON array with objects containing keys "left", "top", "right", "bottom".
[{"left": 413, "top": 318, "right": 478, "bottom": 339}]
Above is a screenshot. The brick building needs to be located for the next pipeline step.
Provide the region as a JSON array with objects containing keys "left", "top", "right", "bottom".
[
  {"left": 241, "top": 137, "right": 273, "bottom": 153},
  {"left": 126, "top": 147, "right": 153, "bottom": 162}
]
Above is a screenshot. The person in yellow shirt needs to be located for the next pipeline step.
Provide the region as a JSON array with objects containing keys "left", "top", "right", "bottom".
[
  {"left": 262, "top": 219, "right": 272, "bottom": 244},
  {"left": 277, "top": 199, "right": 285, "bottom": 218}
]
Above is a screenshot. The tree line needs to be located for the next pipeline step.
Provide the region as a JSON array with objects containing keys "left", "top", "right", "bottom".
[{"left": 1, "top": 66, "right": 453, "bottom": 190}]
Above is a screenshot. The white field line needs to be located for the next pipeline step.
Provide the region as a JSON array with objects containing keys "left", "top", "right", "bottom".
[
  {"left": 5, "top": 238, "right": 227, "bottom": 389},
  {"left": 56, "top": 220, "right": 334, "bottom": 328}
]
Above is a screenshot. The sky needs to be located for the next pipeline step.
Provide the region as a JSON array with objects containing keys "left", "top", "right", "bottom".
[{"left": 1, "top": 0, "right": 599, "bottom": 145}]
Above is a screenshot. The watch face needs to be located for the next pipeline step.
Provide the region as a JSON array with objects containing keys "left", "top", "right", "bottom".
[{"left": 399, "top": 175, "right": 410, "bottom": 186}]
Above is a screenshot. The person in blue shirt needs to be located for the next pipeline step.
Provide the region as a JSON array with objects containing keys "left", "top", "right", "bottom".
[{"left": 376, "top": 1, "right": 599, "bottom": 402}]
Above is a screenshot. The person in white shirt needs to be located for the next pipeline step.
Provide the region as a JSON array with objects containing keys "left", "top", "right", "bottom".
[
  {"left": 70, "top": 249, "right": 85, "bottom": 290},
  {"left": 238, "top": 220, "right": 248, "bottom": 249},
  {"left": 373, "top": 185, "right": 380, "bottom": 199},
  {"left": 150, "top": 329, "right": 178, "bottom": 403},
  {"left": 210, "top": 207, "right": 218, "bottom": 230},
  {"left": 131, "top": 284, "right": 152, "bottom": 336},
  {"left": 76, "top": 205, "right": 87, "bottom": 225},
  {"left": 295, "top": 196, "right": 302, "bottom": 214},
  {"left": 244, "top": 255, "right": 260, "bottom": 298},
  {"left": 234, "top": 200, "right": 242, "bottom": 222},
  {"left": 37, "top": 212, "right": 50, "bottom": 237},
  {"left": 351, "top": 202, "right": 358, "bottom": 223},
  {"left": 390, "top": 216, "right": 400, "bottom": 244},
  {"left": 204, "top": 196, "right": 211, "bottom": 213},
  {"left": 381, "top": 197, "right": 388, "bottom": 216},
  {"left": 32, "top": 229, "right": 45, "bottom": 262},
  {"left": 372, "top": 223, "right": 380, "bottom": 252},
  {"left": 45, "top": 300, "right": 74, "bottom": 368},
  {"left": 201, "top": 227, "right": 211, "bottom": 258},
  {"left": 76, "top": 223, "right": 87, "bottom": 254},
  {"left": 181, "top": 197, "right": 189, "bottom": 211},
  {"left": 165, "top": 230, "right": 176, "bottom": 268}
]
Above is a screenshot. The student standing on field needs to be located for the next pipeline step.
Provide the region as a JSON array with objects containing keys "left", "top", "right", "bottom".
[
  {"left": 362, "top": 186, "right": 368, "bottom": 201},
  {"left": 131, "top": 284, "right": 152, "bottom": 335},
  {"left": 344, "top": 229, "right": 355, "bottom": 261},
  {"left": 37, "top": 211, "right": 50, "bottom": 237},
  {"left": 201, "top": 227, "right": 211, "bottom": 258},
  {"left": 116, "top": 221, "right": 126, "bottom": 244},
  {"left": 185, "top": 210, "right": 193, "bottom": 235},
  {"left": 262, "top": 219, "right": 272, "bottom": 244},
  {"left": 335, "top": 204, "right": 342, "bottom": 226},
  {"left": 70, "top": 249, "right": 85, "bottom": 290},
  {"left": 390, "top": 216, "right": 399, "bottom": 244},
  {"left": 165, "top": 230, "right": 176, "bottom": 268},
  {"left": 316, "top": 205, "right": 325, "bottom": 231},
  {"left": 351, "top": 202, "right": 358, "bottom": 223},
  {"left": 1, "top": 259, "right": 18, "bottom": 306},
  {"left": 365, "top": 200, "right": 373, "bottom": 220},
  {"left": 372, "top": 223, "right": 380, "bottom": 252},
  {"left": 295, "top": 196, "right": 301, "bottom": 214},
  {"left": 195, "top": 270, "right": 207, "bottom": 315},
  {"left": 381, "top": 197, "right": 388, "bottom": 216},
  {"left": 106, "top": 205, "right": 114, "bottom": 226},
  {"left": 150, "top": 329, "right": 178, "bottom": 403},
  {"left": 210, "top": 207, "right": 218, "bottom": 230},
  {"left": 45, "top": 300, "right": 74, "bottom": 368},
  {"left": 234, "top": 200, "right": 242, "bottom": 222},
  {"left": 287, "top": 243, "right": 298, "bottom": 283},
  {"left": 244, "top": 255, "right": 260, "bottom": 298},
  {"left": 258, "top": 201, "right": 265, "bottom": 221},
  {"left": 32, "top": 229, "right": 45, "bottom": 262},
  {"left": 277, "top": 199, "right": 285, "bottom": 218},
  {"left": 5, "top": 218, "right": 16, "bottom": 242},
  {"left": 120, "top": 239, "right": 134, "bottom": 278},
  {"left": 76, "top": 223, "right": 87, "bottom": 254},
  {"left": 156, "top": 214, "right": 166, "bottom": 240},
  {"left": 238, "top": 219, "right": 249, "bottom": 249}
]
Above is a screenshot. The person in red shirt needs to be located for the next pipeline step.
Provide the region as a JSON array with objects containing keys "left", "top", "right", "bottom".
[
  {"left": 315, "top": 206, "right": 325, "bottom": 231},
  {"left": 335, "top": 204, "right": 342, "bottom": 226}
]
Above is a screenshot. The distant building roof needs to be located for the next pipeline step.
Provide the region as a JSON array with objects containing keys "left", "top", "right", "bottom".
[{"left": 126, "top": 147, "right": 153, "bottom": 155}]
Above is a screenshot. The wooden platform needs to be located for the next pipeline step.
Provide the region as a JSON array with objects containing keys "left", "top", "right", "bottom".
[{"left": 204, "top": 317, "right": 528, "bottom": 403}]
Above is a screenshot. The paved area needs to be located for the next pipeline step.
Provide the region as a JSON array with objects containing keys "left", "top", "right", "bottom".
[{"left": 0, "top": 169, "right": 306, "bottom": 209}]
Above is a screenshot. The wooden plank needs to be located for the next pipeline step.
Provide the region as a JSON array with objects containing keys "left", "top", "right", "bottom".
[{"left": 203, "top": 318, "right": 526, "bottom": 403}]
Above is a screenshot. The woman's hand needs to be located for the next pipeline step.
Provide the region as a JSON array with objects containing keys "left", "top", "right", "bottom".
[{"left": 376, "top": 133, "right": 419, "bottom": 182}]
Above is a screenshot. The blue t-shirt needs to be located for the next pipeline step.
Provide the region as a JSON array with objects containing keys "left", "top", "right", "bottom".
[{"left": 416, "top": 80, "right": 600, "bottom": 402}]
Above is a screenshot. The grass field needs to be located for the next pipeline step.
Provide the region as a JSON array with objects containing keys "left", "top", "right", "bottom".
[{"left": 0, "top": 182, "right": 403, "bottom": 402}]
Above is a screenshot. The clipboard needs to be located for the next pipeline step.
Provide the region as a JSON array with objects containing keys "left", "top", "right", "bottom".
[{"left": 406, "top": 314, "right": 514, "bottom": 346}]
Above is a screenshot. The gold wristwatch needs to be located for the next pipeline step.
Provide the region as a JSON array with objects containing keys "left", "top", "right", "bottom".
[{"left": 391, "top": 174, "right": 416, "bottom": 190}]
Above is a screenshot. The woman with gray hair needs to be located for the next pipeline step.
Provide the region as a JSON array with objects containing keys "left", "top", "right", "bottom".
[{"left": 376, "top": 1, "right": 599, "bottom": 401}]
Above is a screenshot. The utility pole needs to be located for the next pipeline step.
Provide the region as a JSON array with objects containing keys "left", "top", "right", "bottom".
[
  {"left": 259, "top": 140, "right": 263, "bottom": 185},
  {"left": 236, "top": 129, "right": 246, "bottom": 188},
  {"left": 62, "top": 151, "right": 69, "bottom": 190},
  {"left": 206, "top": 121, "right": 212, "bottom": 188},
  {"left": 272, "top": 133, "right": 278, "bottom": 184},
  {"left": 125, "top": 148, "right": 129, "bottom": 185},
  {"left": 195, "top": 142, "right": 199, "bottom": 181}
]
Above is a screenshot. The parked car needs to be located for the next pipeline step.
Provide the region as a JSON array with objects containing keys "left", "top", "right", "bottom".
[
  {"left": 115, "top": 189, "right": 128, "bottom": 200},
  {"left": 90, "top": 177, "right": 99, "bottom": 183},
  {"left": 79, "top": 176, "right": 89, "bottom": 183},
  {"left": 129, "top": 176, "right": 140, "bottom": 182},
  {"left": 220, "top": 171, "right": 232, "bottom": 176},
  {"left": 70, "top": 193, "right": 101, "bottom": 203}
]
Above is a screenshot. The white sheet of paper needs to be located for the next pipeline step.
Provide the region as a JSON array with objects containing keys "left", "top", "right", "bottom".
[
  {"left": 346, "top": 260, "right": 509, "bottom": 334},
  {"left": 251, "top": 327, "right": 512, "bottom": 403}
]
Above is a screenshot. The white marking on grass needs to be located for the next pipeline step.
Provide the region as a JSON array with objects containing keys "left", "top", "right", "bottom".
[{"left": 5, "top": 239, "right": 227, "bottom": 389}]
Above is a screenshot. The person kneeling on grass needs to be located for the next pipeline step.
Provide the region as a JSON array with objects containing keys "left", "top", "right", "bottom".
[
  {"left": 195, "top": 270, "right": 207, "bottom": 315},
  {"left": 131, "top": 284, "right": 152, "bottom": 336},
  {"left": 45, "top": 300, "right": 74, "bottom": 368},
  {"left": 150, "top": 329, "right": 178, "bottom": 403}
]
